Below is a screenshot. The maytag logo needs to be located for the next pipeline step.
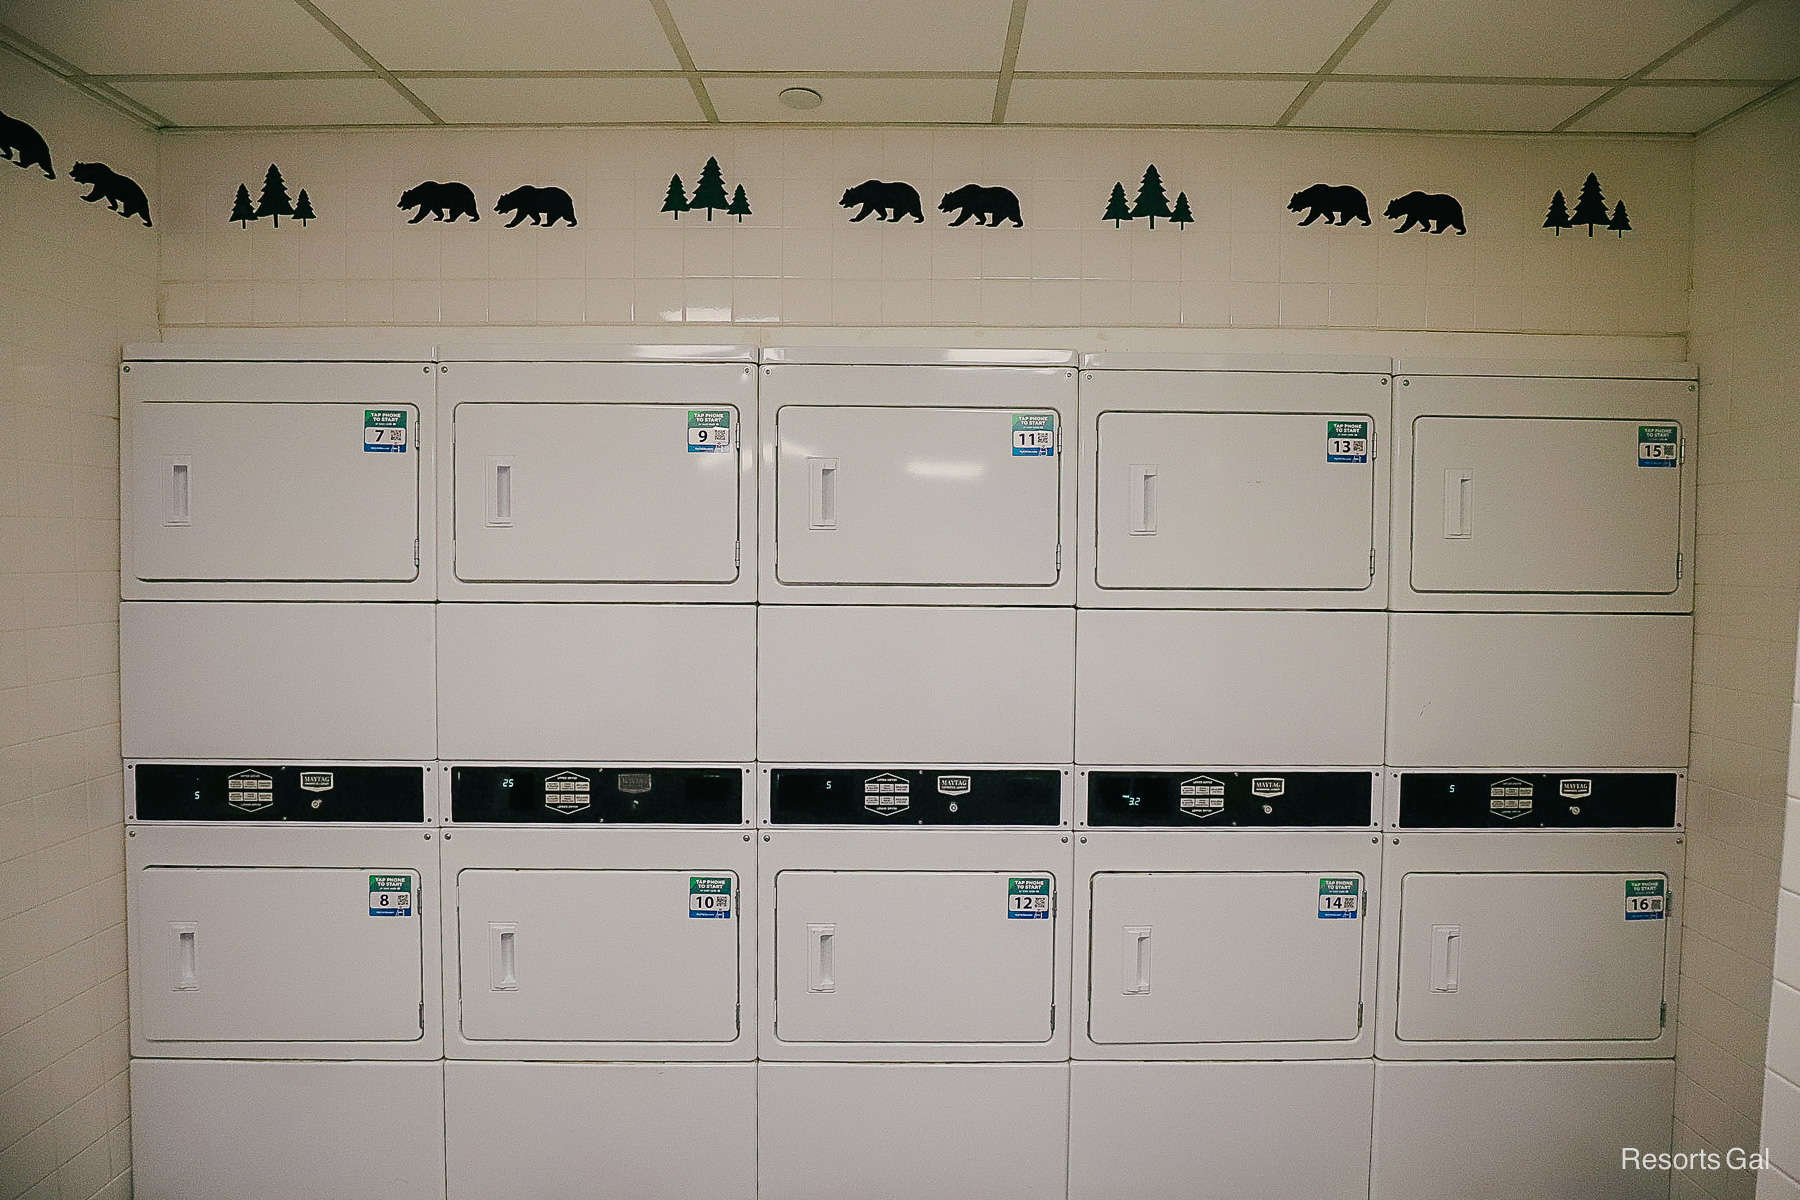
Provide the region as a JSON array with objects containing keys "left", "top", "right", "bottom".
[
  {"left": 542, "top": 770, "right": 592, "bottom": 815},
  {"left": 1489, "top": 776, "right": 1534, "bottom": 818},
  {"left": 298, "top": 771, "right": 334, "bottom": 793},
  {"left": 1559, "top": 778, "right": 1593, "bottom": 800},
  {"left": 226, "top": 769, "right": 274, "bottom": 813},
  {"left": 936, "top": 775, "right": 972, "bottom": 797},
  {"left": 863, "top": 773, "right": 910, "bottom": 816},
  {"left": 1178, "top": 776, "right": 1226, "bottom": 818},
  {"left": 1250, "top": 777, "right": 1286, "bottom": 800}
]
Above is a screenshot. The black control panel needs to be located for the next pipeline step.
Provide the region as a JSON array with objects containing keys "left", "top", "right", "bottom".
[
  {"left": 769, "top": 768, "right": 1062, "bottom": 826},
  {"left": 1398, "top": 772, "right": 1680, "bottom": 829},
  {"left": 450, "top": 766, "right": 744, "bottom": 824},
  {"left": 132, "top": 764, "right": 426, "bottom": 822},
  {"left": 1086, "top": 771, "right": 1374, "bottom": 827}
]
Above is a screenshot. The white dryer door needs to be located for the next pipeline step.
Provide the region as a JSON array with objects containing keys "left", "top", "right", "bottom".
[
  {"left": 774, "top": 870, "right": 1056, "bottom": 1043},
  {"left": 1087, "top": 871, "right": 1365, "bottom": 1045},
  {"left": 138, "top": 867, "right": 425, "bottom": 1043},
  {"left": 455, "top": 869, "right": 740, "bottom": 1043}
]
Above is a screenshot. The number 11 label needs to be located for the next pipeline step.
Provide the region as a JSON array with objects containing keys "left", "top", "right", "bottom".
[{"left": 1013, "top": 413, "right": 1055, "bottom": 457}]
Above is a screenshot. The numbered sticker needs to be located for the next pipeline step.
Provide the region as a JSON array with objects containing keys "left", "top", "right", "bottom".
[
  {"left": 1637, "top": 425, "right": 1678, "bottom": 468},
  {"left": 1625, "top": 878, "right": 1666, "bottom": 920},
  {"left": 1008, "top": 876, "right": 1051, "bottom": 918},
  {"left": 1012, "top": 412, "right": 1055, "bottom": 457},
  {"left": 1325, "top": 419, "right": 1369, "bottom": 464},
  {"left": 689, "top": 875, "right": 733, "bottom": 919},
  {"left": 1318, "top": 876, "right": 1360, "bottom": 919},
  {"left": 368, "top": 873, "right": 413, "bottom": 917},
  {"left": 364, "top": 409, "right": 408, "bottom": 453},
  {"left": 688, "top": 409, "right": 733, "bottom": 453}
]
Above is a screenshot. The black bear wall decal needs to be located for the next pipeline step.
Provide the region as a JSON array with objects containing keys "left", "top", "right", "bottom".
[
  {"left": 1290, "top": 184, "right": 1370, "bottom": 227},
  {"left": 841, "top": 180, "right": 923, "bottom": 223},
  {"left": 940, "top": 184, "right": 1022, "bottom": 228},
  {"left": 1385, "top": 191, "right": 1465, "bottom": 235},
  {"left": 0, "top": 109, "right": 54, "bottom": 179},
  {"left": 496, "top": 185, "right": 576, "bottom": 228},
  {"left": 399, "top": 180, "right": 478, "bottom": 223},
  {"left": 70, "top": 162, "right": 151, "bottom": 226}
]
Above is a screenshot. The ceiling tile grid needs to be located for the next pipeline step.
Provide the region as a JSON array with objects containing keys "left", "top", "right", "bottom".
[{"left": 2, "top": 0, "right": 1794, "bottom": 135}]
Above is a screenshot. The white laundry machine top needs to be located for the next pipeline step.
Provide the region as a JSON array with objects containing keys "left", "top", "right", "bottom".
[{"left": 1077, "top": 352, "right": 1394, "bottom": 610}]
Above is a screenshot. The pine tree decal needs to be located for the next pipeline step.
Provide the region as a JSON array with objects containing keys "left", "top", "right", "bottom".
[
  {"left": 1103, "top": 182, "right": 1131, "bottom": 227},
  {"left": 255, "top": 164, "right": 293, "bottom": 226},
  {"left": 1570, "top": 172, "right": 1608, "bottom": 237},
  {"left": 1543, "top": 190, "right": 1572, "bottom": 236},
  {"left": 1131, "top": 164, "right": 1171, "bottom": 228},
  {"left": 293, "top": 189, "right": 316, "bottom": 226},
  {"left": 1607, "top": 201, "right": 1631, "bottom": 237},
  {"left": 690, "top": 156, "right": 729, "bottom": 221},
  {"left": 1170, "top": 191, "right": 1193, "bottom": 231},
  {"left": 230, "top": 183, "right": 256, "bottom": 227},
  {"left": 727, "top": 185, "right": 751, "bottom": 222},
  {"left": 662, "top": 174, "right": 690, "bottom": 220}
]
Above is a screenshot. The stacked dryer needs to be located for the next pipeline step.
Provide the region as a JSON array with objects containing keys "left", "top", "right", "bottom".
[
  {"left": 754, "top": 349, "right": 1078, "bottom": 1200},
  {"left": 1068, "top": 354, "right": 1394, "bottom": 1199},
  {"left": 120, "top": 347, "right": 444, "bottom": 1200},
  {"left": 1373, "top": 360, "right": 1697, "bottom": 1200},
  {"left": 432, "top": 345, "right": 760, "bottom": 1199}
]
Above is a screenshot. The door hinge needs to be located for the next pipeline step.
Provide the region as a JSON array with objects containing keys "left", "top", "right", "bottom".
[
  {"left": 1055, "top": 427, "right": 1063, "bottom": 455},
  {"left": 1660, "top": 1000, "right": 1667, "bottom": 1029},
  {"left": 1371, "top": 429, "right": 1378, "bottom": 461},
  {"left": 1676, "top": 551, "right": 1683, "bottom": 581},
  {"left": 734, "top": 540, "right": 742, "bottom": 568},
  {"left": 413, "top": 538, "right": 420, "bottom": 568},
  {"left": 1357, "top": 1001, "right": 1365, "bottom": 1031},
  {"left": 419, "top": 1001, "right": 425, "bottom": 1031},
  {"left": 1055, "top": 544, "right": 1063, "bottom": 571},
  {"left": 1369, "top": 547, "right": 1377, "bottom": 579},
  {"left": 1050, "top": 1004, "right": 1056, "bottom": 1034}
]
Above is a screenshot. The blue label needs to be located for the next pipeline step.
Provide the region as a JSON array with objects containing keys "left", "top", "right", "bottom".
[
  {"left": 1318, "top": 877, "right": 1360, "bottom": 919},
  {"left": 1637, "top": 425, "right": 1678, "bottom": 468}
]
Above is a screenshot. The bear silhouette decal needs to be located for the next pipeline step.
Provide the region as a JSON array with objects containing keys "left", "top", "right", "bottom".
[
  {"left": 399, "top": 181, "right": 479, "bottom": 223},
  {"left": 0, "top": 109, "right": 54, "bottom": 179},
  {"left": 940, "top": 184, "right": 1023, "bottom": 228},
  {"left": 841, "top": 180, "right": 924, "bottom": 223},
  {"left": 1385, "top": 191, "right": 1465, "bottom": 235},
  {"left": 71, "top": 162, "right": 151, "bottom": 227},
  {"left": 1289, "top": 184, "right": 1370, "bottom": 227},
  {"left": 496, "top": 185, "right": 576, "bottom": 228}
]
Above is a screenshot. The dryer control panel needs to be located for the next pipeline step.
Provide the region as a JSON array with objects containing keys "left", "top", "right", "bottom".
[
  {"left": 769, "top": 768, "right": 1062, "bottom": 825},
  {"left": 1398, "top": 771, "right": 1680, "bottom": 829},
  {"left": 450, "top": 766, "right": 744, "bottom": 824},
  {"left": 1086, "top": 770, "right": 1375, "bottom": 827},
  {"left": 131, "top": 763, "right": 426, "bottom": 822}
]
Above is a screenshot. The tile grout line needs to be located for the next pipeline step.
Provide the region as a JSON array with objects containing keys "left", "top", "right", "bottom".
[
  {"left": 1276, "top": 0, "right": 1400, "bottom": 127},
  {"left": 1551, "top": 0, "right": 1770, "bottom": 132},
  {"left": 286, "top": 0, "right": 444, "bottom": 124},
  {"left": 991, "top": 0, "right": 1030, "bottom": 123},
  {"left": 645, "top": 0, "right": 719, "bottom": 123}
]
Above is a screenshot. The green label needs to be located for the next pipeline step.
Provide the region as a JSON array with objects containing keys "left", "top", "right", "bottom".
[
  {"left": 364, "top": 409, "right": 408, "bottom": 452},
  {"left": 1326, "top": 420, "right": 1369, "bottom": 464},
  {"left": 689, "top": 875, "right": 733, "bottom": 918},
  {"left": 1012, "top": 412, "right": 1055, "bottom": 457},
  {"left": 1637, "top": 424, "right": 1678, "bottom": 467},
  {"left": 368, "top": 873, "right": 413, "bottom": 916},
  {"left": 1625, "top": 878, "right": 1666, "bottom": 920},
  {"left": 1318, "top": 876, "right": 1360, "bottom": 919},
  {"left": 688, "top": 409, "right": 732, "bottom": 453},
  {"left": 1007, "top": 876, "right": 1052, "bottom": 918}
]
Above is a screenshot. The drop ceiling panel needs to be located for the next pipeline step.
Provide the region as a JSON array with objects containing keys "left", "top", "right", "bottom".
[
  {"left": 309, "top": 0, "right": 680, "bottom": 70},
  {"left": 1649, "top": 0, "right": 1800, "bottom": 79},
  {"left": 0, "top": 0, "right": 366, "bottom": 73},
  {"left": 1006, "top": 78, "right": 1307, "bottom": 126},
  {"left": 707, "top": 76, "right": 995, "bottom": 123},
  {"left": 1016, "top": 0, "right": 1374, "bottom": 71},
  {"left": 1567, "top": 83, "right": 1771, "bottom": 131},
  {"left": 113, "top": 77, "right": 430, "bottom": 126},
  {"left": 1295, "top": 81, "right": 1608, "bottom": 131},
  {"left": 1340, "top": 0, "right": 1741, "bottom": 78},
  {"left": 664, "top": 0, "right": 1012, "bottom": 70},
  {"left": 405, "top": 76, "right": 704, "bottom": 124}
]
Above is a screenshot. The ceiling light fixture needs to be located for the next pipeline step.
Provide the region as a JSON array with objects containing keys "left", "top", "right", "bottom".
[{"left": 778, "top": 86, "right": 824, "bottom": 111}]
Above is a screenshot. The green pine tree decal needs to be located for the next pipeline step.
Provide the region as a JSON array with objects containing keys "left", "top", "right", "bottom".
[
  {"left": 1543, "top": 189, "right": 1572, "bottom": 236},
  {"left": 1131, "top": 164, "right": 1171, "bottom": 228},
  {"left": 292, "top": 189, "right": 316, "bottom": 226},
  {"left": 727, "top": 184, "right": 751, "bottom": 222},
  {"left": 230, "top": 183, "right": 256, "bottom": 227},
  {"left": 690, "top": 156, "right": 729, "bottom": 221},
  {"left": 1103, "top": 182, "right": 1131, "bottom": 227},
  {"left": 1170, "top": 191, "right": 1193, "bottom": 231},
  {"left": 662, "top": 174, "right": 690, "bottom": 220},
  {"left": 1570, "top": 172, "right": 1608, "bottom": 237},
  {"left": 1607, "top": 201, "right": 1631, "bottom": 237},
  {"left": 255, "top": 163, "right": 293, "bottom": 227}
]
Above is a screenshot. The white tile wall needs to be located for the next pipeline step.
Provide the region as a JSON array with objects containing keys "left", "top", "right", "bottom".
[
  {"left": 0, "top": 64, "right": 158, "bottom": 1200},
  {"left": 1679, "top": 88, "right": 1800, "bottom": 1200}
]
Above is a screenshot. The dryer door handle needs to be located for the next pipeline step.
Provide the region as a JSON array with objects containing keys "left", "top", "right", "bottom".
[
  {"left": 1122, "top": 926, "right": 1152, "bottom": 995},
  {"left": 1128, "top": 465, "right": 1158, "bottom": 535},
  {"left": 489, "top": 922, "right": 519, "bottom": 991},
  {"left": 1429, "top": 924, "right": 1462, "bottom": 993},
  {"left": 807, "top": 458, "right": 839, "bottom": 530},
  {"left": 807, "top": 923, "right": 837, "bottom": 992},
  {"left": 172, "top": 922, "right": 199, "bottom": 991}
]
